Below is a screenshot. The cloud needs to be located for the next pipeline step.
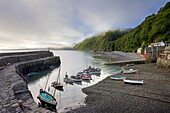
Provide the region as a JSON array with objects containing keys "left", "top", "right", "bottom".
[{"left": 0, "top": 0, "right": 169, "bottom": 49}]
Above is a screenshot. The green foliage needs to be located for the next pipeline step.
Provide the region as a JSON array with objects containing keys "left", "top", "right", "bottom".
[
  {"left": 74, "top": 29, "right": 130, "bottom": 51},
  {"left": 74, "top": 2, "right": 170, "bottom": 52}
]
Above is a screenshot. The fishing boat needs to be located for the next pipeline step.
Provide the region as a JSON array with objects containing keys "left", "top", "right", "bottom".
[
  {"left": 83, "top": 66, "right": 101, "bottom": 74},
  {"left": 80, "top": 74, "right": 91, "bottom": 80},
  {"left": 123, "top": 69, "right": 137, "bottom": 74},
  {"left": 110, "top": 75, "right": 126, "bottom": 80},
  {"left": 123, "top": 69, "right": 144, "bottom": 85},
  {"left": 37, "top": 71, "right": 57, "bottom": 111},
  {"left": 64, "top": 73, "right": 74, "bottom": 84},
  {"left": 37, "top": 89, "right": 57, "bottom": 111},
  {"left": 51, "top": 67, "right": 63, "bottom": 89},
  {"left": 64, "top": 77, "right": 74, "bottom": 85},
  {"left": 51, "top": 81, "right": 63, "bottom": 89},
  {"left": 70, "top": 75, "right": 82, "bottom": 82}
]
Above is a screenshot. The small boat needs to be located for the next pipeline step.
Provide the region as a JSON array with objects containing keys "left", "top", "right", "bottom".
[
  {"left": 80, "top": 75, "right": 91, "bottom": 80},
  {"left": 64, "top": 77, "right": 74, "bottom": 84},
  {"left": 123, "top": 79, "right": 143, "bottom": 85},
  {"left": 27, "top": 72, "right": 38, "bottom": 77},
  {"left": 110, "top": 75, "right": 126, "bottom": 80},
  {"left": 37, "top": 89, "right": 57, "bottom": 111},
  {"left": 51, "top": 81, "right": 63, "bottom": 89},
  {"left": 123, "top": 69, "right": 144, "bottom": 85},
  {"left": 6, "top": 63, "right": 11, "bottom": 66},
  {"left": 84, "top": 66, "right": 101, "bottom": 74},
  {"left": 51, "top": 67, "right": 63, "bottom": 90},
  {"left": 37, "top": 66, "right": 57, "bottom": 112},
  {"left": 0, "top": 66, "right": 4, "bottom": 70},
  {"left": 123, "top": 69, "right": 137, "bottom": 74},
  {"left": 70, "top": 76, "right": 82, "bottom": 82}
]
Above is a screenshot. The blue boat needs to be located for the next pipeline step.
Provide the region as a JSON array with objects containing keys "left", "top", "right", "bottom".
[
  {"left": 37, "top": 89, "right": 57, "bottom": 111},
  {"left": 27, "top": 72, "right": 38, "bottom": 77},
  {"left": 110, "top": 75, "right": 126, "bottom": 80}
]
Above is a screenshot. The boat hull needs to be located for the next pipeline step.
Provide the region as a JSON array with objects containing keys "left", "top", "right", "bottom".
[
  {"left": 51, "top": 81, "right": 63, "bottom": 89},
  {"left": 64, "top": 78, "right": 74, "bottom": 84},
  {"left": 123, "top": 79, "right": 143, "bottom": 85},
  {"left": 123, "top": 69, "right": 137, "bottom": 74},
  {"left": 37, "top": 90, "right": 57, "bottom": 111},
  {"left": 110, "top": 76, "right": 126, "bottom": 80}
]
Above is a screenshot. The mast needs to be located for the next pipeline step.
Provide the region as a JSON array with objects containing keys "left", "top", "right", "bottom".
[
  {"left": 53, "top": 67, "right": 61, "bottom": 96},
  {"left": 56, "top": 67, "right": 61, "bottom": 83},
  {"left": 44, "top": 72, "right": 51, "bottom": 91}
]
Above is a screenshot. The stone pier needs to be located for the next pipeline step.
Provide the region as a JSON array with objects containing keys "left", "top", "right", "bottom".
[{"left": 0, "top": 51, "right": 61, "bottom": 113}]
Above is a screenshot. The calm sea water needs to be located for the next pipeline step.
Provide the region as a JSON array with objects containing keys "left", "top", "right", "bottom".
[{"left": 18, "top": 50, "right": 122, "bottom": 113}]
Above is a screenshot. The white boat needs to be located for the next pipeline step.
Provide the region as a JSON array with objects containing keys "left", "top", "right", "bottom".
[
  {"left": 123, "top": 69, "right": 144, "bottom": 85},
  {"left": 123, "top": 69, "right": 137, "bottom": 74},
  {"left": 123, "top": 79, "right": 143, "bottom": 85},
  {"left": 110, "top": 75, "right": 126, "bottom": 80}
]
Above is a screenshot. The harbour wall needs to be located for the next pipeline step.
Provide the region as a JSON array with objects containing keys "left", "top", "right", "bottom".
[
  {"left": 0, "top": 51, "right": 53, "bottom": 67},
  {"left": 0, "top": 51, "right": 61, "bottom": 113},
  {"left": 0, "top": 51, "right": 50, "bottom": 57},
  {"left": 16, "top": 56, "right": 61, "bottom": 76}
]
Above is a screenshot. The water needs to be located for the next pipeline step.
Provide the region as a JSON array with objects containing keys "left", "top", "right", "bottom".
[{"left": 27, "top": 50, "right": 122, "bottom": 112}]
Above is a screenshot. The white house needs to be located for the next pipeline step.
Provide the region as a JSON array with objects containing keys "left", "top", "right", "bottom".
[
  {"left": 148, "top": 41, "right": 165, "bottom": 47},
  {"left": 137, "top": 48, "right": 142, "bottom": 54}
]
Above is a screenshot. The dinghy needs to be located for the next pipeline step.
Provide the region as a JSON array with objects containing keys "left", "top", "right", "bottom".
[
  {"left": 123, "top": 79, "right": 143, "bottom": 85},
  {"left": 110, "top": 75, "right": 126, "bottom": 80},
  {"left": 37, "top": 89, "right": 57, "bottom": 111},
  {"left": 37, "top": 70, "right": 57, "bottom": 111},
  {"left": 64, "top": 77, "right": 74, "bottom": 84},
  {"left": 70, "top": 76, "right": 82, "bottom": 82},
  {"left": 123, "top": 69, "right": 137, "bottom": 74},
  {"left": 123, "top": 69, "right": 144, "bottom": 85}
]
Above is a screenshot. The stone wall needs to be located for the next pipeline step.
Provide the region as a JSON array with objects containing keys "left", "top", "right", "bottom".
[
  {"left": 0, "top": 51, "right": 53, "bottom": 67},
  {"left": 16, "top": 56, "right": 61, "bottom": 76},
  {"left": 0, "top": 51, "right": 61, "bottom": 113},
  {"left": 0, "top": 51, "right": 50, "bottom": 57},
  {"left": 156, "top": 57, "right": 170, "bottom": 70}
]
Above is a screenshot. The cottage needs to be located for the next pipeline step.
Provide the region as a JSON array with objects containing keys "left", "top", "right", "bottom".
[
  {"left": 137, "top": 48, "right": 142, "bottom": 54},
  {"left": 148, "top": 41, "right": 165, "bottom": 47}
]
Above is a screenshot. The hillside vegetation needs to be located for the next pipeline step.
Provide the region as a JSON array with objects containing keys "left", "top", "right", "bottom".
[
  {"left": 74, "top": 29, "right": 131, "bottom": 51},
  {"left": 74, "top": 2, "right": 170, "bottom": 52}
]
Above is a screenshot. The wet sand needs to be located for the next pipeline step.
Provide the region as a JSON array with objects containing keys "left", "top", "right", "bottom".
[{"left": 67, "top": 52, "right": 170, "bottom": 113}]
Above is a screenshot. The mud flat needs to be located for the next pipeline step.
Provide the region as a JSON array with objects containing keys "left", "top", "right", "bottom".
[{"left": 68, "top": 63, "right": 170, "bottom": 113}]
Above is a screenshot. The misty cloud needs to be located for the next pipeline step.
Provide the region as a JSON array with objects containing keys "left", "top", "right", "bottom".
[{"left": 0, "top": 0, "right": 169, "bottom": 49}]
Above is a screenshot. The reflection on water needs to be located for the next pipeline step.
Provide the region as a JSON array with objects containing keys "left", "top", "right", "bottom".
[{"left": 28, "top": 50, "right": 122, "bottom": 113}]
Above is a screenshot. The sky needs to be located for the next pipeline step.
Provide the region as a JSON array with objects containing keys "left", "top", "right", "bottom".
[{"left": 0, "top": 0, "right": 169, "bottom": 49}]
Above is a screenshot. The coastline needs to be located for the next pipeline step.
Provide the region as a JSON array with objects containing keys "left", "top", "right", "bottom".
[{"left": 67, "top": 52, "right": 170, "bottom": 113}]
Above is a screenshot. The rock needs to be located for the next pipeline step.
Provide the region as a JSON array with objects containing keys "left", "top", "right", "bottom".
[
  {"left": 1, "top": 108, "right": 6, "bottom": 113},
  {"left": 11, "top": 103, "right": 19, "bottom": 108}
]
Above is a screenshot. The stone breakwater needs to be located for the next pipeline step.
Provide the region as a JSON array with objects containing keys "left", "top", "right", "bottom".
[
  {"left": 0, "top": 51, "right": 53, "bottom": 67},
  {"left": 0, "top": 51, "right": 60, "bottom": 113}
]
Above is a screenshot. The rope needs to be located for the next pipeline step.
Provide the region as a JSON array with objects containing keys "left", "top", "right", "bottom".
[{"left": 16, "top": 68, "right": 43, "bottom": 90}]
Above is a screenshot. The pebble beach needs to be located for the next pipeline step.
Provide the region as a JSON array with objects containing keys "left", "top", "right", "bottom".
[{"left": 67, "top": 52, "right": 170, "bottom": 113}]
